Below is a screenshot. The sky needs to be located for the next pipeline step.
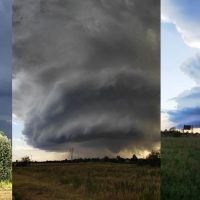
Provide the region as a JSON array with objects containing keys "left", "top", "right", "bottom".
[
  {"left": 13, "top": 0, "right": 160, "bottom": 161},
  {"left": 161, "top": 0, "right": 200, "bottom": 130},
  {"left": 0, "top": 0, "right": 12, "bottom": 138}
]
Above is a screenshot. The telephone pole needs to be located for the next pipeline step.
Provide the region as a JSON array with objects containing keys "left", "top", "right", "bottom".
[{"left": 69, "top": 147, "right": 74, "bottom": 160}]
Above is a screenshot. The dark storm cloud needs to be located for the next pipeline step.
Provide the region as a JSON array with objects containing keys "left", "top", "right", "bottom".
[
  {"left": 168, "top": 55, "right": 200, "bottom": 128},
  {"left": 0, "top": 0, "right": 12, "bottom": 138},
  {"left": 13, "top": 0, "right": 160, "bottom": 153}
]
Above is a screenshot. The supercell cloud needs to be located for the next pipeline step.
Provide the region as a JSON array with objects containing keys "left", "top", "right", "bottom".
[{"left": 13, "top": 0, "right": 160, "bottom": 154}]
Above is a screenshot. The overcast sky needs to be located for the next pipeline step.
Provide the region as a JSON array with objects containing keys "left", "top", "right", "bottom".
[
  {"left": 0, "top": 0, "right": 12, "bottom": 138},
  {"left": 161, "top": 0, "right": 200, "bottom": 130},
  {"left": 13, "top": 0, "right": 160, "bottom": 161}
]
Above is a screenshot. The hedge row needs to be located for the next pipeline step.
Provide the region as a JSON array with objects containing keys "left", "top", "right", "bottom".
[{"left": 0, "top": 131, "right": 12, "bottom": 181}]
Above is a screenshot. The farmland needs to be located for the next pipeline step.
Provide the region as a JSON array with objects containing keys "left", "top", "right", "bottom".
[
  {"left": 13, "top": 163, "right": 160, "bottom": 200},
  {"left": 161, "top": 136, "right": 200, "bottom": 200}
]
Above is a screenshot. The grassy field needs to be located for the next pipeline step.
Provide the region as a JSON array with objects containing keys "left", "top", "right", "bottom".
[
  {"left": 13, "top": 163, "right": 160, "bottom": 200},
  {"left": 161, "top": 136, "right": 200, "bottom": 200}
]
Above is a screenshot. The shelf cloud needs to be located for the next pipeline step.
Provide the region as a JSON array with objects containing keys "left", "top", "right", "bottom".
[{"left": 13, "top": 0, "right": 160, "bottom": 154}]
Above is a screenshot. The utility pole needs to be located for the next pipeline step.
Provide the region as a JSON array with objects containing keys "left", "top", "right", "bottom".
[{"left": 69, "top": 147, "right": 74, "bottom": 160}]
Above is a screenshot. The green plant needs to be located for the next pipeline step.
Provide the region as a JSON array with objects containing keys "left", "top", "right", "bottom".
[{"left": 0, "top": 131, "right": 12, "bottom": 182}]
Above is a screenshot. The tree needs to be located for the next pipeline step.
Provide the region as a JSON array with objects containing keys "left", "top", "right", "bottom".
[
  {"left": 20, "top": 156, "right": 31, "bottom": 166},
  {"left": 131, "top": 154, "right": 138, "bottom": 161},
  {"left": 116, "top": 155, "right": 125, "bottom": 163},
  {"left": 146, "top": 150, "right": 160, "bottom": 166},
  {"left": 21, "top": 156, "right": 31, "bottom": 163},
  {"left": 147, "top": 151, "right": 160, "bottom": 160},
  {"left": 0, "top": 132, "right": 12, "bottom": 181}
]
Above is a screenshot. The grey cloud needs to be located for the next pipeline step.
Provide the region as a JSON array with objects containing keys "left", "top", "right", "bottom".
[
  {"left": 181, "top": 54, "right": 200, "bottom": 84},
  {"left": 0, "top": 0, "right": 12, "bottom": 138},
  {"left": 169, "top": 88, "right": 200, "bottom": 128},
  {"left": 168, "top": 54, "right": 200, "bottom": 128},
  {"left": 13, "top": 0, "right": 160, "bottom": 155}
]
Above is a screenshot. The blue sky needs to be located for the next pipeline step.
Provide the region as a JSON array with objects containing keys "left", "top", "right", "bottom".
[
  {"left": 161, "top": 0, "right": 200, "bottom": 130},
  {"left": 0, "top": 0, "right": 12, "bottom": 137}
]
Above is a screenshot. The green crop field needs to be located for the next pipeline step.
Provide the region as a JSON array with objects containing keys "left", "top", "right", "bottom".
[
  {"left": 13, "top": 163, "right": 160, "bottom": 200},
  {"left": 161, "top": 136, "right": 200, "bottom": 200}
]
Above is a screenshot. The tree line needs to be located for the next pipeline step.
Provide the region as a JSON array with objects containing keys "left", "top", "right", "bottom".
[
  {"left": 161, "top": 129, "right": 200, "bottom": 137},
  {"left": 13, "top": 150, "right": 160, "bottom": 167}
]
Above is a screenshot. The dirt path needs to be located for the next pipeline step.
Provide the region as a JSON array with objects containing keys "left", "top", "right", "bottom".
[{"left": 0, "top": 190, "right": 12, "bottom": 200}]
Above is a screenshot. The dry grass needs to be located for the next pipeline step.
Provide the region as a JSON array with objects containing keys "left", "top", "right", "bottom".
[
  {"left": 13, "top": 163, "right": 159, "bottom": 200},
  {"left": 0, "top": 189, "right": 12, "bottom": 200},
  {"left": 0, "top": 182, "right": 12, "bottom": 200}
]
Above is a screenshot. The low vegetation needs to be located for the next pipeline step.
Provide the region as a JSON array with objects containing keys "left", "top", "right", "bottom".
[
  {"left": 0, "top": 131, "right": 12, "bottom": 184},
  {"left": 14, "top": 151, "right": 160, "bottom": 167},
  {"left": 13, "top": 157, "right": 160, "bottom": 200},
  {"left": 0, "top": 131, "right": 12, "bottom": 200},
  {"left": 161, "top": 136, "right": 200, "bottom": 200}
]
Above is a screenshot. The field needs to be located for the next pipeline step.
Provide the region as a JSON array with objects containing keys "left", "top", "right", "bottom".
[
  {"left": 13, "top": 163, "right": 160, "bottom": 200},
  {"left": 161, "top": 136, "right": 200, "bottom": 200},
  {"left": 0, "top": 182, "right": 12, "bottom": 200}
]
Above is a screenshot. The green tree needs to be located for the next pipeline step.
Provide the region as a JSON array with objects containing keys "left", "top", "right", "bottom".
[
  {"left": 0, "top": 131, "right": 12, "bottom": 181},
  {"left": 21, "top": 156, "right": 31, "bottom": 163},
  {"left": 147, "top": 150, "right": 161, "bottom": 160}
]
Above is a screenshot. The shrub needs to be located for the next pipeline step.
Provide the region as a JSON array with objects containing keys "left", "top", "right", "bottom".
[
  {"left": 0, "top": 131, "right": 12, "bottom": 181},
  {"left": 147, "top": 150, "right": 161, "bottom": 160},
  {"left": 20, "top": 156, "right": 31, "bottom": 166},
  {"left": 146, "top": 150, "right": 160, "bottom": 166}
]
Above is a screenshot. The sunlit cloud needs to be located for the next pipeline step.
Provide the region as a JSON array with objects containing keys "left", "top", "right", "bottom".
[{"left": 162, "top": 0, "right": 200, "bottom": 48}]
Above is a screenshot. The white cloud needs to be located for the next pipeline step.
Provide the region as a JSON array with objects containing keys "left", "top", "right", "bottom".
[
  {"left": 12, "top": 137, "right": 68, "bottom": 161},
  {"left": 161, "top": 0, "right": 200, "bottom": 48},
  {"left": 161, "top": 112, "right": 175, "bottom": 130}
]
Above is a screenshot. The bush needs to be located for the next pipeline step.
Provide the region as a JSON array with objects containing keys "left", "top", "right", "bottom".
[
  {"left": 20, "top": 156, "right": 31, "bottom": 167},
  {"left": 147, "top": 150, "right": 161, "bottom": 160},
  {"left": 0, "top": 131, "right": 12, "bottom": 181},
  {"left": 146, "top": 150, "right": 160, "bottom": 166}
]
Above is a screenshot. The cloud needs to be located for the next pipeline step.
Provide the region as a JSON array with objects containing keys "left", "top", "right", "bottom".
[
  {"left": 0, "top": 0, "right": 6, "bottom": 13},
  {"left": 168, "top": 54, "right": 200, "bottom": 128},
  {"left": 162, "top": 1, "right": 200, "bottom": 129},
  {"left": 0, "top": 0, "right": 12, "bottom": 138},
  {"left": 161, "top": 0, "right": 200, "bottom": 48},
  {"left": 0, "top": 118, "right": 11, "bottom": 138},
  {"left": 181, "top": 54, "right": 200, "bottom": 84},
  {"left": 13, "top": 0, "right": 160, "bottom": 155},
  {"left": 169, "top": 106, "right": 200, "bottom": 129}
]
